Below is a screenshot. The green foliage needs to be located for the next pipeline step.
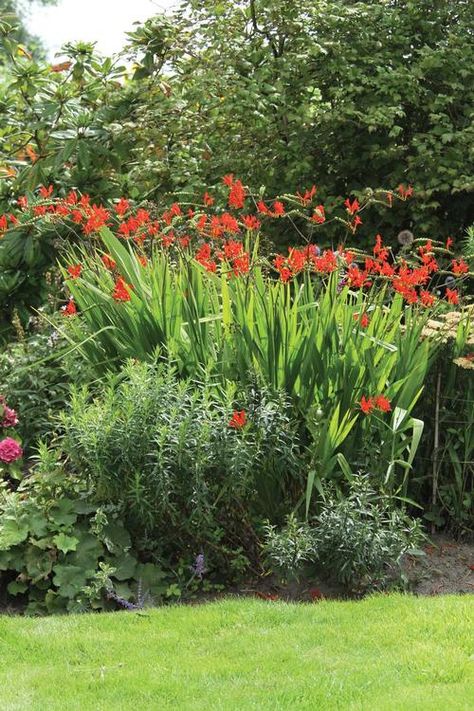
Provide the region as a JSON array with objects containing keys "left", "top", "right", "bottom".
[
  {"left": 263, "top": 514, "right": 314, "bottom": 581},
  {"left": 0, "top": 444, "right": 169, "bottom": 613},
  {"left": 63, "top": 229, "right": 440, "bottom": 509},
  {"left": 265, "top": 479, "right": 424, "bottom": 591},
  {"left": 119, "top": 0, "right": 474, "bottom": 239},
  {"left": 60, "top": 362, "right": 302, "bottom": 557},
  {"left": 0, "top": 322, "right": 78, "bottom": 452},
  {"left": 1, "top": 0, "right": 472, "bottom": 244}
]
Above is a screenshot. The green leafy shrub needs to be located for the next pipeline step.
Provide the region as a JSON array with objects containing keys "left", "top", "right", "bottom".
[
  {"left": 265, "top": 479, "right": 424, "bottom": 591},
  {"left": 60, "top": 362, "right": 303, "bottom": 575},
  {"left": 0, "top": 444, "right": 170, "bottom": 614}
]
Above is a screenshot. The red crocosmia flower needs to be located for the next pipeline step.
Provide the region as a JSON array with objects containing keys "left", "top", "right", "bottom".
[
  {"left": 350, "top": 215, "right": 363, "bottom": 231},
  {"left": 101, "top": 254, "right": 117, "bottom": 270},
  {"left": 220, "top": 212, "right": 240, "bottom": 233},
  {"left": 452, "top": 259, "right": 469, "bottom": 276},
  {"left": 373, "top": 234, "right": 389, "bottom": 262},
  {"left": 232, "top": 253, "right": 250, "bottom": 276},
  {"left": 223, "top": 240, "right": 244, "bottom": 260},
  {"left": 446, "top": 288, "right": 459, "bottom": 305},
  {"left": 347, "top": 265, "right": 368, "bottom": 288},
  {"left": 296, "top": 185, "right": 317, "bottom": 206},
  {"left": 83, "top": 205, "right": 110, "bottom": 235},
  {"left": 257, "top": 200, "right": 270, "bottom": 215},
  {"left": 39, "top": 184, "right": 53, "bottom": 199},
  {"left": 229, "top": 410, "right": 247, "bottom": 429},
  {"left": 67, "top": 264, "right": 82, "bottom": 279},
  {"left": 311, "top": 205, "right": 325, "bottom": 224},
  {"left": 112, "top": 277, "right": 132, "bottom": 302},
  {"left": 115, "top": 197, "right": 130, "bottom": 217},
  {"left": 0, "top": 215, "right": 7, "bottom": 232},
  {"left": 359, "top": 396, "right": 374, "bottom": 415},
  {"left": 34, "top": 205, "right": 47, "bottom": 217},
  {"left": 344, "top": 198, "right": 360, "bottom": 215},
  {"left": 374, "top": 395, "right": 391, "bottom": 413},
  {"left": 242, "top": 214, "right": 261, "bottom": 231},
  {"left": 161, "top": 232, "right": 175, "bottom": 248},
  {"left": 179, "top": 236, "right": 191, "bottom": 249},
  {"left": 397, "top": 184, "right": 413, "bottom": 199},
  {"left": 17, "top": 196, "right": 28, "bottom": 209},
  {"left": 420, "top": 290, "right": 436, "bottom": 307},
  {"left": 62, "top": 298, "right": 77, "bottom": 316},
  {"left": 272, "top": 201, "right": 285, "bottom": 216},
  {"left": 223, "top": 174, "right": 234, "bottom": 187},
  {"left": 279, "top": 267, "right": 292, "bottom": 283},
  {"left": 71, "top": 209, "right": 83, "bottom": 224},
  {"left": 66, "top": 190, "right": 78, "bottom": 205},
  {"left": 354, "top": 312, "right": 370, "bottom": 328},
  {"left": 445, "top": 237, "right": 453, "bottom": 250},
  {"left": 138, "top": 255, "right": 148, "bottom": 267},
  {"left": 228, "top": 179, "right": 246, "bottom": 209},
  {"left": 203, "top": 191, "right": 214, "bottom": 207},
  {"left": 136, "top": 208, "right": 150, "bottom": 226}
]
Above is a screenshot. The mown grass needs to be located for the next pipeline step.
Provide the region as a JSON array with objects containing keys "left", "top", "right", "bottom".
[{"left": 0, "top": 594, "right": 473, "bottom": 710}]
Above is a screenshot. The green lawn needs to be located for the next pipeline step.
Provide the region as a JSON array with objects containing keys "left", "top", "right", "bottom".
[{"left": 0, "top": 594, "right": 473, "bottom": 710}]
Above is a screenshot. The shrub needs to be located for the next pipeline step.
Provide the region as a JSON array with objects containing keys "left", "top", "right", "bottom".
[
  {"left": 264, "top": 478, "right": 424, "bottom": 591},
  {"left": 60, "top": 362, "right": 303, "bottom": 576}
]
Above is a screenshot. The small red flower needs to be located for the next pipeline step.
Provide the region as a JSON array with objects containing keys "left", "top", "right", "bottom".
[
  {"left": 420, "top": 290, "right": 435, "bottom": 307},
  {"left": 39, "top": 184, "right": 53, "bottom": 199},
  {"left": 112, "top": 277, "right": 132, "bottom": 302},
  {"left": 311, "top": 205, "right": 325, "bottom": 224},
  {"left": 446, "top": 288, "right": 459, "bottom": 305},
  {"left": 452, "top": 259, "right": 469, "bottom": 276},
  {"left": 344, "top": 198, "right": 360, "bottom": 215},
  {"left": 242, "top": 214, "right": 261, "bottom": 231},
  {"left": 62, "top": 298, "right": 77, "bottom": 316},
  {"left": 229, "top": 410, "right": 247, "bottom": 429},
  {"left": 115, "top": 197, "right": 130, "bottom": 217},
  {"left": 228, "top": 179, "right": 246, "bottom": 209},
  {"left": 354, "top": 312, "right": 369, "bottom": 328},
  {"left": 374, "top": 395, "right": 392, "bottom": 413},
  {"left": 397, "top": 184, "right": 413, "bottom": 199},
  {"left": 359, "top": 396, "right": 374, "bottom": 415},
  {"left": 101, "top": 254, "right": 117, "bottom": 270},
  {"left": 445, "top": 237, "right": 453, "bottom": 250},
  {"left": 67, "top": 264, "right": 82, "bottom": 279},
  {"left": 203, "top": 191, "right": 214, "bottom": 206},
  {"left": 296, "top": 185, "right": 317, "bottom": 206},
  {"left": 272, "top": 201, "right": 285, "bottom": 216}
]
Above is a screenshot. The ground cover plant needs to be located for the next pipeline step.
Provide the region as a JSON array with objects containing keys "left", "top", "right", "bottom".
[{"left": 0, "top": 595, "right": 473, "bottom": 710}]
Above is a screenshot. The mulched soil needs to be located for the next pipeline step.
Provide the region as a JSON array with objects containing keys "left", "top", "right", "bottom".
[{"left": 403, "top": 534, "right": 474, "bottom": 596}]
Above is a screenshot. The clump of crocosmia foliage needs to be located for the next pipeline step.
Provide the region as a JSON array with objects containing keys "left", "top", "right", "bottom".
[{"left": 60, "top": 362, "right": 303, "bottom": 577}]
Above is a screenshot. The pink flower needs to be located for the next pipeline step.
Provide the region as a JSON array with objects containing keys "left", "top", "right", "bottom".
[
  {"left": 0, "top": 437, "right": 23, "bottom": 463},
  {"left": 1, "top": 405, "right": 18, "bottom": 428}
]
